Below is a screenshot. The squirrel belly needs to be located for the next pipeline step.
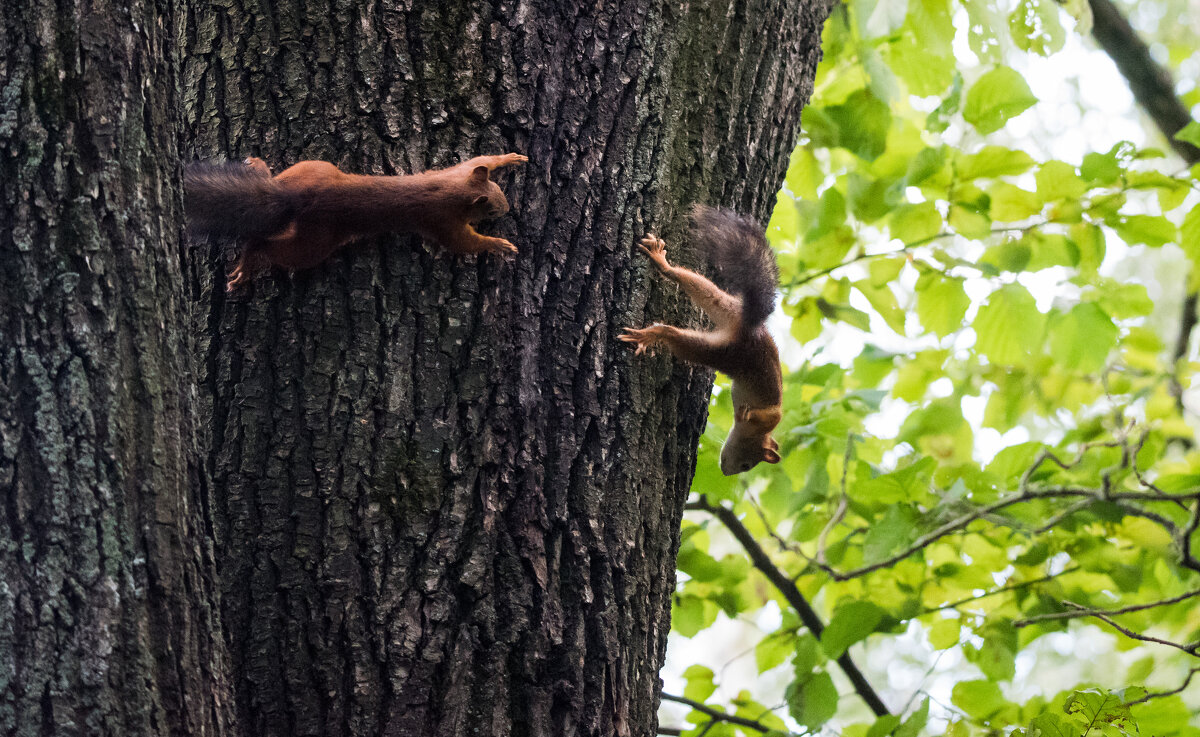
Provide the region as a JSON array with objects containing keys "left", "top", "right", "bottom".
[
  {"left": 183, "top": 153, "right": 528, "bottom": 291},
  {"left": 620, "top": 206, "right": 783, "bottom": 475}
]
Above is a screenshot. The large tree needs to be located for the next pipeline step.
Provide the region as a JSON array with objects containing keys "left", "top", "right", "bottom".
[
  {"left": 0, "top": 0, "right": 234, "bottom": 734},
  {"left": 0, "top": 0, "right": 831, "bottom": 735},
  {"left": 180, "top": 2, "right": 829, "bottom": 736}
]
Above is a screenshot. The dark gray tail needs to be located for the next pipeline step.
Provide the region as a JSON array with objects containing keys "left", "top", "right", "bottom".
[
  {"left": 183, "top": 161, "right": 297, "bottom": 240},
  {"left": 690, "top": 205, "right": 778, "bottom": 329}
]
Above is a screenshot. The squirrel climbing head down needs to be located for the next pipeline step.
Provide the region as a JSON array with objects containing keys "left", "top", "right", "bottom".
[{"left": 464, "top": 165, "right": 511, "bottom": 222}]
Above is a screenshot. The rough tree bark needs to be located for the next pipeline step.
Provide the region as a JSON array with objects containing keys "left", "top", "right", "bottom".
[
  {"left": 181, "top": 2, "right": 830, "bottom": 736},
  {"left": 0, "top": 0, "right": 234, "bottom": 735}
]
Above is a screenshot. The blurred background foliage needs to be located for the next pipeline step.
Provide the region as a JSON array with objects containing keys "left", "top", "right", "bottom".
[{"left": 660, "top": 0, "right": 1200, "bottom": 735}]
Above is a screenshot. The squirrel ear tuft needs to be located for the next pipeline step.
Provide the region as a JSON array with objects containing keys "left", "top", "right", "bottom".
[
  {"left": 763, "top": 448, "right": 781, "bottom": 464},
  {"left": 473, "top": 195, "right": 489, "bottom": 206},
  {"left": 469, "top": 165, "right": 490, "bottom": 184}
]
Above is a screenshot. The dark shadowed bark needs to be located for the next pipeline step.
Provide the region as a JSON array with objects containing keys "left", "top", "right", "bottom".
[
  {"left": 0, "top": 0, "right": 234, "bottom": 735},
  {"left": 181, "top": 2, "right": 830, "bottom": 736}
]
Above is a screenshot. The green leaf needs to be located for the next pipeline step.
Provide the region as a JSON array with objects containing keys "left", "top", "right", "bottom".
[
  {"left": 1081, "top": 150, "right": 1121, "bottom": 184},
  {"left": 1008, "top": 0, "right": 1066, "bottom": 56},
  {"left": 988, "top": 182, "right": 1042, "bottom": 221},
  {"left": 1028, "top": 713, "right": 1083, "bottom": 737},
  {"left": 673, "top": 595, "right": 717, "bottom": 638},
  {"left": 807, "top": 90, "right": 893, "bottom": 161},
  {"left": 1175, "top": 120, "right": 1200, "bottom": 148},
  {"left": 895, "top": 698, "right": 930, "bottom": 737},
  {"left": 952, "top": 680, "right": 1008, "bottom": 719},
  {"left": 1035, "top": 160, "right": 1087, "bottom": 200},
  {"left": 1048, "top": 302, "right": 1118, "bottom": 372},
  {"left": 822, "top": 601, "right": 886, "bottom": 658},
  {"left": 957, "top": 146, "right": 1036, "bottom": 180},
  {"left": 1113, "top": 214, "right": 1177, "bottom": 247},
  {"left": 964, "top": 622, "right": 1017, "bottom": 681},
  {"left": 754, "top": 631, "right": 795, "bottom": 674},
  {"left": 981, "top": 240, "right": 1032, "bottom": 272},
  {"left": 964, "top": 67, "right": 1038, "bottom": 134},
  {"left": 682, "top": 664, "right": 717, "bottom": 702},
  {"left": 927, "top": 73, "right": 963, "bottom": 133},
  {"left": 786, "top": 671, "right": 839, "bottom": 730},
  {"left": 973, "top": 284, "right": 1047, "bottom": 366},
  {"left": 676, "top": 546, "right": 725, "bottom": 583},
  {"left": 929, "top": 618, "right": 961, "bottom": 649},
  {"left": 890, "top": 202, "right": 943, "bottom": 243},
  {"left": 916, "top": 274, "right": 970, "bottom": 337},
  {"left": 863, "top": 504, "right": 919, "bottom": 563}
]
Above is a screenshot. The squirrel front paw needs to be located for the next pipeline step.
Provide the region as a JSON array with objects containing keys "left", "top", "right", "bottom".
[
  {"left": 499, "top": 153, "right": 529, "bottom": 167},
  {"left": 483, "top": 236, "right": 519, "bottom": 256},
  {"left": 637, "top": 234, "right": 671, "bottom": 271},
  {"left": 618, "top": 325, "right": 663, "bottom": 355}
]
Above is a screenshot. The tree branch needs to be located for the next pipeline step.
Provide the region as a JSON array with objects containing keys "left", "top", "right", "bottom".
[
  {"left": 659, "top": 693, "right": 778, "bottom": 734},
  {"left": 691, "top": 497, "right": 892, "bottom": 717},
  {"left": 1084, "top": 0, "right": 1200, "bottom": 163}
]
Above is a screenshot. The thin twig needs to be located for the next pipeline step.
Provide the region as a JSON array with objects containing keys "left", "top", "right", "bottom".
[
  {"left": 1014, "top": 588, "right": 1200, "bottom": 627},
  {"left": 817, "top": 437, "right": 855, "bottom": 568},
  {"left": 1056, "top": 602, "right": 1200, "bottom": 656},
  {"left": 920, "top": 565, "right": 1081, "bottom": 615},
  {"left": 1124, "top": 666, "right": 1200, "bottom": 705}
]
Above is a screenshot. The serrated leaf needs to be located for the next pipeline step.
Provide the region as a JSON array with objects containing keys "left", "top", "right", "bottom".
[
  {"left": 916, "top": 274, "right": 970, "bottom": 337},
  {"left": 964, "top": 67, "right": 1038, "bottom": 134},
  {"left": 973, "top": 284, "right": 1047, "bottom": 365}
]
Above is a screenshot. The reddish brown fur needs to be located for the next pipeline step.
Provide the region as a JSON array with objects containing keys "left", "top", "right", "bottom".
[
  {"left": 621, "top": 234, "right": 783, "bottom": 475},
  {"left": 188, "top": 153, "right": 527, "bottom": 291}
]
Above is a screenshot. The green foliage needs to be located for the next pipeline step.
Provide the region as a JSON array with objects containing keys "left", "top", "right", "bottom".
[{"left": 665, "top": 0, "right": 1200, "bottom": 734}]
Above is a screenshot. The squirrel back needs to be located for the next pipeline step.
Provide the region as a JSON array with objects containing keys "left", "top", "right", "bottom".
[
  {"left": 689, "top": 205, "right": 778, "bottom": 330},
  {"left": 184, "top": 161, "right": 299, "bottom": 240}
]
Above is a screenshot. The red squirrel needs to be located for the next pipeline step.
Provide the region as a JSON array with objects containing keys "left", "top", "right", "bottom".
[
  {"left": 621, "top": 206, "right": 783, "bottom": 475},
  {"left": 184, "top": 153, "right": 528, "bottom": 291}
]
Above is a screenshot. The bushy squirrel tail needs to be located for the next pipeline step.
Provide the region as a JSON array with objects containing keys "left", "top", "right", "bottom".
[
  {"left": 689, "top": 205, "right": 779, "bottom": 329},
  {"left": 183, "top": 161, "right": 298, "bottom": 240}
]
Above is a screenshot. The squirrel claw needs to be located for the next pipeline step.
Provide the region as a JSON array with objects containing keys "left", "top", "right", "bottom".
[{"left": 619, "top": 327, "right": 656, "bottom": 355}]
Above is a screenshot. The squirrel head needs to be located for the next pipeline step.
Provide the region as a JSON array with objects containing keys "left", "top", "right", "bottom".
[
  {"left": 719, "top": 424, "right": 781, "bottom": 476},
  {"left": 465, "top": 165, "right": 511, "bottom": 222}
]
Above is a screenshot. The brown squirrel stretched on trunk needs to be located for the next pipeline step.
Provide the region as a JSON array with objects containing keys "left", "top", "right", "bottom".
[
  {"left": 621, "top": 206, "right": 783, "bottom": 475},
  {"left": 184, "top": 153, "right": 528, "bottom": 291}
]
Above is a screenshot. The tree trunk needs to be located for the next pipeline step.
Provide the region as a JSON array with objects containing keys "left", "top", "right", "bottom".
[
  {"left": 0, "top": 1, "right": 234, "bottom": 735},
  {"left": 180, "top": 2, "right": 830, "bottom": 736}
]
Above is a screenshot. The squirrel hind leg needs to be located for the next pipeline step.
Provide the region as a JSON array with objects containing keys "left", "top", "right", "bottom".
[{"left": 226, "top": 246, "right": 271, "bottom": 292}]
